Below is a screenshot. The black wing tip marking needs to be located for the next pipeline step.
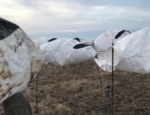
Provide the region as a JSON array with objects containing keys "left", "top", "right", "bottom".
[
  {"left": 0, "top": 18, "right": 19, "bottom": 40},
  {"left": 74, "top": 37, "right": 81, "bottom": 42},
  {"left": 73, "top": 43, "right": 89, "bottom": 49},
  {"left": 115, "top": 30, "right": 131, "bottom": 39},
  {"left": 48, "top": 38, "right": 57, "bottom": 42}
]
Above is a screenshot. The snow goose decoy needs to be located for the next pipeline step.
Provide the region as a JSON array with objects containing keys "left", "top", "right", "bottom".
[
  {"left": 33, "top": 37, "right": 58, "bottom": 47},
  {"left": 93, "top": 30, "right": 131, "bottom": 72},
  {"left": 40, "top": 38, "right": 96, "bottom": 66}
]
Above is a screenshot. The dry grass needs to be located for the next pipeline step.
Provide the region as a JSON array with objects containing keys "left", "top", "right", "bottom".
[{"left": 1, "top": 60, "right": 150, "bottom": 115}]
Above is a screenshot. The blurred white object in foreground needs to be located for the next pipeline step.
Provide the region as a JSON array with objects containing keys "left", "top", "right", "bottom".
[{"left": 0, "top": 18, "right": 44, "bottom": 103}]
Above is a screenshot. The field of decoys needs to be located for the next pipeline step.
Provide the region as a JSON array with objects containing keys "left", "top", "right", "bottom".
[{"left": 1, "top": 17, "right": 150, "bottom": 115}]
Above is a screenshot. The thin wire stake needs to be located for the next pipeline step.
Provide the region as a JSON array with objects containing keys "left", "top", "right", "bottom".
[
  {"left": 111, "top": 42, "right": 114, "bottom": 115},
  {"left": 93, "top": 42, "right": 103, "bottom": 88},
  {"left": 97, "top": 65, "right": 103, "bottom": 87},
  {"left": 35, "top": 73, "right": 39, "bottom": 114}
]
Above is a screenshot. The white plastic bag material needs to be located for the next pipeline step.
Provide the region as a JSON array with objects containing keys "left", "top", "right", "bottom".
[
  {"left": 115, "top": 27, "right": 150, "bottom": 73},
  {"left": 33, "top": 37, "right": 57, "bottom": 47},
  {"left": 0, "top": 18, "right": 44, "bottom": 103},
  {"left": 94, "top": 30, "right": 131, "bottom": 52},
  {"left": 40, "top": 38, "right": 97, "bottom": 66}
]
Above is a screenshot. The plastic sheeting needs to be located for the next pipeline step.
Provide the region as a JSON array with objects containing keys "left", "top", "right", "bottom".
[
  {"left": 0, "top": 18, "right": 44, "bottom": 103},
  {"left": 40, "top": 38, "right": 96, "bottom": 66},
  {"left": 115, "top": 27, "right": 150, "bottom": 74},
  {"left": 94, "top": 30, "right": 131, "bottom": 52}
]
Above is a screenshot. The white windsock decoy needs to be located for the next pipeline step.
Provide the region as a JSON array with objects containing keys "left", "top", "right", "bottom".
[
  {"left": 96, "top": 27, "right": 150, "bottom": 73},
  {"left": 94, "top": 30, "right": 131, "bottom": 72},
  {"left": 33, "top": 37, "right": 58, "bottom": 47},
  {"left": 94, "top": 30, "right": 131, "bottom": 52},
  {"left": 0, "top": 18, "right": 44, "bottom": 103},
  {"left": 40, "top": 38, "right": 96, "bottom": 66},
  {"left": 112, "top": 27, "right": 150, "bottom": 74}
]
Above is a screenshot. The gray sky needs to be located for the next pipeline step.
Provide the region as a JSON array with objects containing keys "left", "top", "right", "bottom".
[{"left": 1, "top": 0, "right": 150, "bottom": 41}]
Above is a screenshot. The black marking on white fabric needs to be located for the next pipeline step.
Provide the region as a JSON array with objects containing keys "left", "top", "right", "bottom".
[
  {"left": 48, "top": 38, "right": 57, "bottom": 42},
  {"left": 6, "top": 83, "right": 9, "bottom": 86},
  {"left": 115, "top": 30, "right": 131, "bottom": 39},
  {"left": 17, "top": 82, "right": 23, "bottom": 87},
  {"left": 0, "top": 18, "right": 19, "bottom": 40},
  {"left": 74, "top": 37, "right": 81, "bottom": 42},
  {"left": 14, "top": 33, "right": 24, "bottom": 52},
  {"left": 0, "top": 86, "right": 13, "bottom": 100},
  {"left": 8, "top": 91, "right": 12, "bottom": 96},
  {"left": 94, "top": 54, "right": 98, "bottom": 58},
  {"left": 73, "top": 43, "right": 89, "bottom": 49}
]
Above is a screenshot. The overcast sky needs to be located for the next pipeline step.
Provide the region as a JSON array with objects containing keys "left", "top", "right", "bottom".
[{"left": 1, "top": 0, "right": 150, "bottom": 41}]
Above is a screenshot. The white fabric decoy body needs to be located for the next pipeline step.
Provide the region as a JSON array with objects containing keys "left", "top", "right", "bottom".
[
  {"left": 33, "top": 37, "right": 58, "bottom": 47},
  {"left": 40, "top": 38, "right": 96, "bottom": 66},
  {"left": 33, "top": 37, "right": 83, "bottom": 48},
  {"left": 114, "top": 27, "right": 150, "bottom": 74},
  {"left": 95, "top": 27, "right": 150, "bottom": 74},
  {"left": 94, "top": 30, "right": 131, "bottom": 52},
  {"left": 94, "top": 30, "right": 131, "bottom": 72},
  {"left": 0, "top": 18, "right": 44, "bottom": 103}
]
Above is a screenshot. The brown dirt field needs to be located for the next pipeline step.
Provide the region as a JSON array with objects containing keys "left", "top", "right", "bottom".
[{"left": 1, "top": 60, "right": 150, "bottom": 115}]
